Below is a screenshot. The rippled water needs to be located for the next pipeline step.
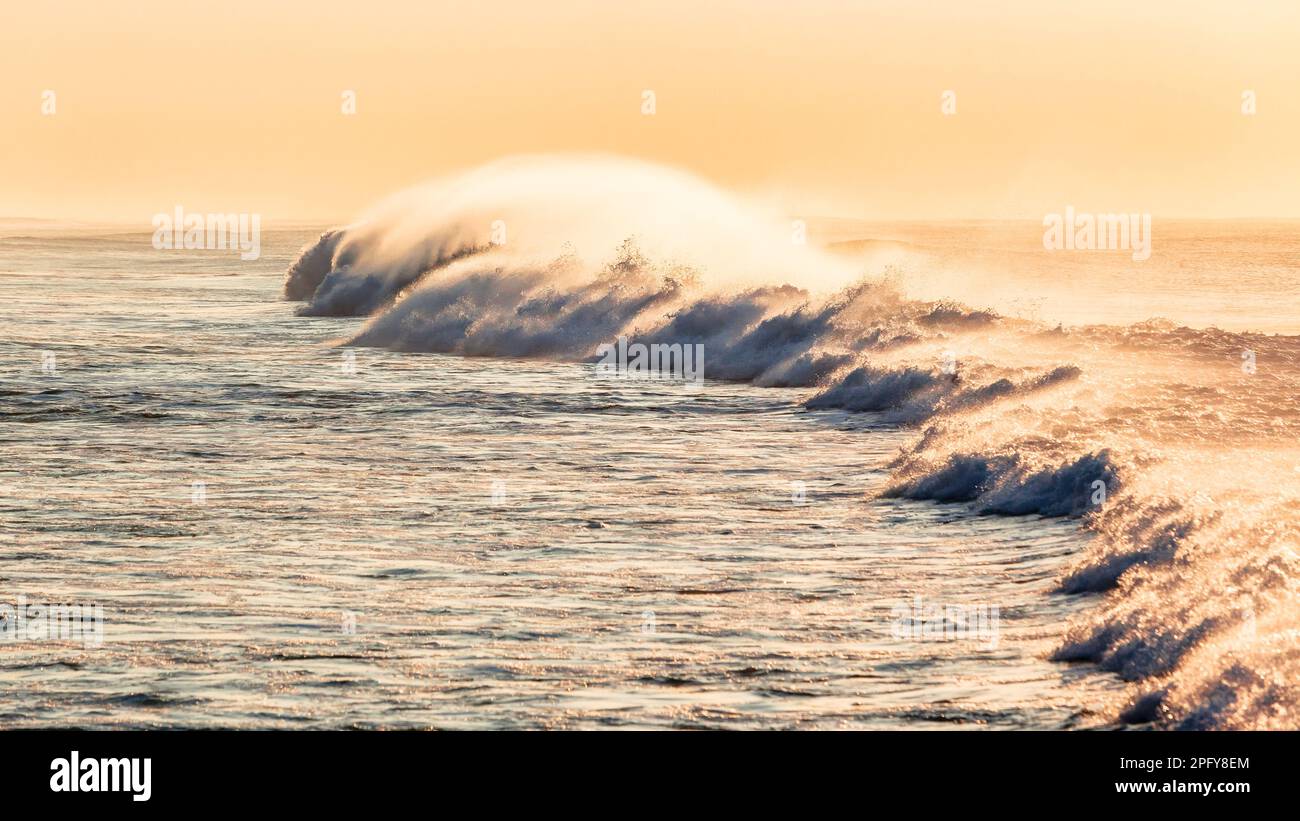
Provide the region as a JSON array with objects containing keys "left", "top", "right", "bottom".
[{"left": 0, "top": 229, "right": 1125, "bottom": 728}]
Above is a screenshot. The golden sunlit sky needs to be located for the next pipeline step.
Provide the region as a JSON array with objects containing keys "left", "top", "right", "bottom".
[{"left": 2, "top": 0, "right": 1298, "bottom": 222}]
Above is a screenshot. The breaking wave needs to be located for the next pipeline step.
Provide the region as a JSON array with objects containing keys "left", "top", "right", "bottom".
[{"left": 284, "top": 154, "right": 1300, "bottom": 730}]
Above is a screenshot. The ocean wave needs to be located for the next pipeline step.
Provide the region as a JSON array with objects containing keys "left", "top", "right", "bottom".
[
  {"left": 284, "top": 154, "right": 1300, "bottom": 730},
  {"left": 1051, "top": 484, "right": 1300, "bottom": 729},
  {"left": 884, "top": 448, "right": 1119, "bottom": 517},
  {"left": 284, "top": 154, "right": 863, "bottom": 316}
]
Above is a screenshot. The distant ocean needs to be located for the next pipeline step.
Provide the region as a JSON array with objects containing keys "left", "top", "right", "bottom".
[{"left": 2, "top": 158, "right": 1296, "bottom": 729}]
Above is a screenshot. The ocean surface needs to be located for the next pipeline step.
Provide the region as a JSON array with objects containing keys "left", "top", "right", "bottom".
[{"left": 1, "top": 165, "right": 1296, "bottom": 729}]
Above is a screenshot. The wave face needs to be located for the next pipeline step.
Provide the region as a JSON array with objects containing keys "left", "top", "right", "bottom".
[{"left": 285, "top": 155, "right": 1300, "bottom": 730}]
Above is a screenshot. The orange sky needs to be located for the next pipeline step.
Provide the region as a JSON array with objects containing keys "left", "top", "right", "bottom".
[{"left": 2, "top": 0, "right": 1298, "bottom": 222}]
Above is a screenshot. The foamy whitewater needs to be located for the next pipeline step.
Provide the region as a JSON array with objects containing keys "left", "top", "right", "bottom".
[{"left": 2, "top": 155, "right": 1295, "bottom": 728}]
